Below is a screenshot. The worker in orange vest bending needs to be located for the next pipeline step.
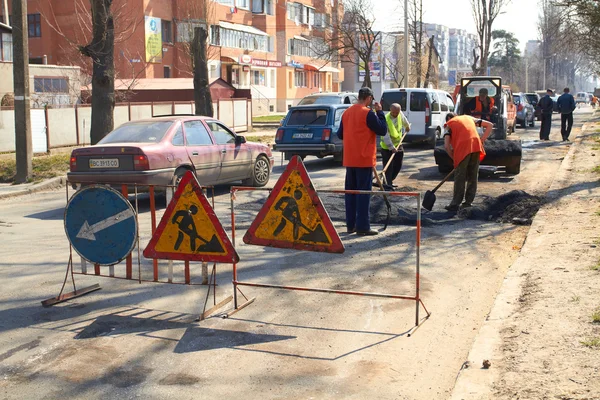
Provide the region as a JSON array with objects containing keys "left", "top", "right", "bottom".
[
  {"left": 336, "top": 87, "right": 387, "bottom": 236},
  {"left": 443, "top": 112, "right": 493, "bottom": 212}
]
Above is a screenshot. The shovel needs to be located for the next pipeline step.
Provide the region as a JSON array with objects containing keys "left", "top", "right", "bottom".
[{"left": 422, "top": 169, "right": 455, "bottom": 211}]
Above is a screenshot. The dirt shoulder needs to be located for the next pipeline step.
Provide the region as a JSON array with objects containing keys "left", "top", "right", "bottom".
[{"left": 451, "top": 114, "right": 600, "bottom": 399}]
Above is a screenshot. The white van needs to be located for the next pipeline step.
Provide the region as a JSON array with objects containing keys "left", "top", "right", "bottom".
[
  {"left": 576, "top": 92, "right": 588, "bottom": 104},
  {"left": 380, "top": 88, "right": 455, "bottom": 148}
]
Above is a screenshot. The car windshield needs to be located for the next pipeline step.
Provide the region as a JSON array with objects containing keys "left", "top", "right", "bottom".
[
  {"left": 381, "top": 92, "right": 407, "bottom": 112},
  {"left": 298, "top": 96, "right": 340, "bottom": 105},
  {"left": 286, "top": 109, "right": 329, "bottom": 125},
  {"left": 464, "top": 81, "right": 498, "bottom": 97},
  {"left": 98, "top": 121, "right": 174, "bottom": 144},
  {"left": 526, "top": 94, "right": 538, "bottom": 103}
]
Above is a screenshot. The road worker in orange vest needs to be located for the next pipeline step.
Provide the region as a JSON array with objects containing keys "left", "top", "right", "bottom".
[
  {"left": 336, "top": 87, "right": 387, "bottom": 236},
  {"left": 466, "top": 88, "right": 496, "bottom": 121},
  {"left": 443, "top": 112, "right": 493, "bottom": 212}
]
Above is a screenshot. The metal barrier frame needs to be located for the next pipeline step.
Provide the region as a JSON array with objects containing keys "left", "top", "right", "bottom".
[
  {"left": 43, "top": 181, "right": 230, "bottom": 319},
  {"left": 229, "top": 186, "right": 431, "bottom": 330}
]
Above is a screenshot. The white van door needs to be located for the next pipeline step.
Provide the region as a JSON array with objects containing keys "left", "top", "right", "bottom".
[
  {"left": 429, "top": 91, "right": 443, "bottom": 129},
  {"left": 407, "top": 91, "right": 427, "bottom": 136}
]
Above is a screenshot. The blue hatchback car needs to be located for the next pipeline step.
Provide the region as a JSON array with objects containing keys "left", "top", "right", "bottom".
[{"left": 274, "top": 104, "right": 350, "bottom": 162}]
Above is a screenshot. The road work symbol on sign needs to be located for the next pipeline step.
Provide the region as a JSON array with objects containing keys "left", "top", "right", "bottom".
[
  {"left": 65, "top": 185, "right": 137, "bottom": 266},
  {"left": 243, "top": 156, "right": 344, "bottom": 253},
  {"left": 143, "top": 171, "right": 239, "bottom": 263}
]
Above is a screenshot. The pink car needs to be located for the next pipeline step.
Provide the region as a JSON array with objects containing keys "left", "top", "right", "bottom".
[{"left": 68, "top": 116, "right": 274, "bottom": 188}]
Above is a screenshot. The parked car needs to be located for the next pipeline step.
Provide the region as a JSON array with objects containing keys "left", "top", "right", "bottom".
[
  {"left": 551, "top": 95, "right": 560, "bottom": 113},
  {"left": 68, "top": 116, "right": 274, "bottom": 189},
  {"left": 513, "top": 92, "right": 535, "bottom": 128},
  {"left": 525, "top": 93, "right": 541, "bottom": 121},
  {"left": 576, "top": 92, "right": 588, "bottom": 104},
  {"left": 380, "top": 88, "right": 455, "bottom": 148},
  {"left": 274, "top": 104, "right": 349, "bottom": 162},
  {"left": 297, "top": 92, "right": 358, "bottom": 106}
]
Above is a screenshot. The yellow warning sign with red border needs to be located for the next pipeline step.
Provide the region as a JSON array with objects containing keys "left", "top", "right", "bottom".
[
  {"left": 143, "top": 171, "right": 239, "bottom": 263},
  {"left": 243, "top": 156, "right": 344, "bottom": 253}
]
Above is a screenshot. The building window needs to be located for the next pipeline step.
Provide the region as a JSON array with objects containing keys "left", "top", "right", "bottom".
[
  {"left": 313, "top": 72, "right": 321, "bottom": 89},
  {"left": 1, "top": 33, "right": 12, "bottom": 62},
  {"left": 161, "top": 20, "right": 173, "bottom": 43},
  {"left": 217, "top": 0, "right": 233, "bottom": 5},
  {"left": 211, "top": 25, "right": 271, "bottom": 52},
  {"left": 287, "top": 2, "right": 301, "bottom": 21},
  {"left": 253, "top": 0, "right": 274, "bottom": 14},
  {"left": 288, "top": 37, "right": 325, "bottom": 58},
  {"left": 231, "top": 68, "right": 239, "bottom": 85},
  {"left": 164, "top": 66, "right": 171, "bottom": 78},
  {"left": 34, "top": 77, "right": 68, "bottom": 93},
  {"left": 27, "top": 14, "right": 41, "bottom": 38},
  {"left": 294, "top": 71, "right": 306, "bottom": 87},
  {"left": 236, "top": 0, "right": 249, "bottom": 9},
  {"left": 252, "top": 70, "right": 265, "bottom": 86}
]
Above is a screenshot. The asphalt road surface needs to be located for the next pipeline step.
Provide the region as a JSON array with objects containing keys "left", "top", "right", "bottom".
[{"left": 0, "top": 107, "right": 593, "bottom": 399}]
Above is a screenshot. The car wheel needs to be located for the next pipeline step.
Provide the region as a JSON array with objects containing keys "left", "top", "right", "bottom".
[
  {"left": 242, "top": 155, "right": 271, "bottom": 187},
  {"left": 427, "top": 133, "right": 437, "bottom": 149},
  {"left": 529, "top": 114, "right": 535, "bottom": 127},
  {"left": 520, "top": 116, "right": 526, "bottom": 128},
  {"left": 168, "top": 168, "right": 191, "bottom": 204}
]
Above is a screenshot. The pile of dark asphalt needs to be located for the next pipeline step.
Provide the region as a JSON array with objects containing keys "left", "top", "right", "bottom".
[{"left": 460, "top": 190, "right": 545, "bottom": 225}]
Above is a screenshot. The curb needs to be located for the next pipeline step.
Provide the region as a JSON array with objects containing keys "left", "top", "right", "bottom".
[
  {"left": 0, "top": 175, "right": 67, "bottom": 200},
  {"left": 450, "top": 120, "right": 585, "bottom": 399}
]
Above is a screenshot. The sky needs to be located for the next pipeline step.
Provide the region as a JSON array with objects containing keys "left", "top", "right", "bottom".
[{"left": 373, "top": 0, "right": 542, "bottom": 51}]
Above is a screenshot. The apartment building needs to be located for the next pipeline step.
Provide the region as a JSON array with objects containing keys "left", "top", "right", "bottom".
[
  {"left": 448, "top": 28, "right": 478, "bottom": 70},
  {"left": 3, "top": 0, "right": 342, "bottom": 113}
]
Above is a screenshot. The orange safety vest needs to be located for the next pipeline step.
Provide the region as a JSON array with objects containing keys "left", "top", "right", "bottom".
[
  {"left": 474, "top": 96, "right": 495, "bottom": 114},
  {"left": 341, "top": 104, "right": 378, "bottom": 168},
  {"left": 446, "top": 115, "right": 486, "bottom": 168}
]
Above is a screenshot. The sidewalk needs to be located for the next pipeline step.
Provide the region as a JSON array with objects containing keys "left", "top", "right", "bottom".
[
  {"left": 451, "top": 115, "right": 600, "bottom": 399},
  {"left": 0, "top": 175, "right": 67, "bottom": 200}
]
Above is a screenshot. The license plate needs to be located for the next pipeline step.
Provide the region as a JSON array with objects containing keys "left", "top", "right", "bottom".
[
  {"left": 292, "top": 133, "right": 313, "bottom": 139},
  {"left": 89, "top": 158, "right": 119, "bottom": 168}
]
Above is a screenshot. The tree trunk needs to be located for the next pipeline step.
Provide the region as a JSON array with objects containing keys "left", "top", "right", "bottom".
[
  {"left": 362, "top": 59, "right": 372, "bottom": 88},
  {"left": 423, "top": 36, "right": 434, "bottom": 88},
  {"left": 192, "top": 27, "right": 214, "bottom": 117},
  {"left": 82, "top": 0, "right": 115, "bottom": 145}
]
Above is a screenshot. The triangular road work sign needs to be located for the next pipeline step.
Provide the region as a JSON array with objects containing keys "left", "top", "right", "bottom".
[
  {"left": 144, "top": 171, "right": 239, "bottom": 263},
  {"left": 243, "top": 156, "right": 344, "bottom": 253}
]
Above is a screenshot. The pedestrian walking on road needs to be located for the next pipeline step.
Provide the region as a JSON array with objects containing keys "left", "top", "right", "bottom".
[
  {"left": 337, "top": 87, "right": 387, "bottom": 236},
  {"left": 557, "top": 87, "right": 576, "bottom": 141},
  {"left": 443, "top": 113, "right": 493, "bottom": 212},
  {"left": 538, "top": 89, "right": 554, "bottom": 141},
  {"left": 380, "top": 103, "right": 411, "bottom": 187}
]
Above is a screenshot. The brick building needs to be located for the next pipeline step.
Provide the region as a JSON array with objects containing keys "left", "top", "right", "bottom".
[{"left": 3, "top": 0, "right": 343, "bottom": 113}]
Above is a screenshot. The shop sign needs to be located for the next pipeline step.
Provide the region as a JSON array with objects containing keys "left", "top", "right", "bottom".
[
  {"left": 288, "top": 60, "right": 304, "bottom": 69},
  {"left": 239, "top": 54, "right": 253, "bottom": 65},
  {"left": 251, "top": 59, "right": 283, "bottom": 68}
]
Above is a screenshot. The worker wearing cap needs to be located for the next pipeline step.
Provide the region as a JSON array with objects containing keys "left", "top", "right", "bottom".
[
  {"left": 538, "top": 89, "right": 554, "bottom": 141},
  {"left": 337, "top": 87, "right": 387, "bottom": 236},
  {"left": 466, "top": 88, "right": 496, "bottom": 121},
  {"left": 443, "top": 112, "right": 493, "bottom": 212},
  {"left": 380, "top": 103, "right": 411, "bottom": 188}
]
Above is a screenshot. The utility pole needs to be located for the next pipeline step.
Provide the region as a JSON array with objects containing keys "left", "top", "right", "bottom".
[
  {"left": 525, "top": 57, "right": 529, "bottom": 92},
  {"left": 12, "top": 0, "right": 32, "bottom": 183},
  {"left": 404, "top": 0, "right": 409, "bottom": 87}
]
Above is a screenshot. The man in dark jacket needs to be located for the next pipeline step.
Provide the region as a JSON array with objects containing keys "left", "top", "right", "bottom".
[
  {"left": 538, "top": 89, "right": 554, "bottom": 141},
  {"left": 557, "top": 87, "right": 576, "bottom": 141}
]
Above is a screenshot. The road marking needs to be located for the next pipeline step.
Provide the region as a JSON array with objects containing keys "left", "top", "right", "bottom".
[{"left": 76, "top": 209, "right": 135, "bottom": 241}]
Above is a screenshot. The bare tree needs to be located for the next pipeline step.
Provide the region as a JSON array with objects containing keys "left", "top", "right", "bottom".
[
  {"left": 315, "top": 0, "right": 380, "bottom": 88},
  {"left": 408, "top": 0, "right": 425, "bottom": 87},
  {"left": 423, "top": 35, "right": 435, "bottom": 88},
  {"left": 40, "top": 0, "right": 140, "bottom": 143},
  {"left": 192, "top": 27, "right": 213, "bottom": 117},
  {"left": 470, "top": 0, "right": 510, "bottom": 75}
]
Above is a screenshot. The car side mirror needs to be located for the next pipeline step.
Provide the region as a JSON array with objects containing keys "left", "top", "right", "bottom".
[{"left": 235, "top": 135, "right": 246, "bottom": 145}]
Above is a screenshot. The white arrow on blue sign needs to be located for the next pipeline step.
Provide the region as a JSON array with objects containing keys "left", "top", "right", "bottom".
[{"left": 65, "top": 185, "right": 137, "bottom": 266}]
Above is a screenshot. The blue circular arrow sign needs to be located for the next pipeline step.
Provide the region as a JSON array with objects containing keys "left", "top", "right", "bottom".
[{"left": 64, "top": 186, "right": 137, "bottom": 266}]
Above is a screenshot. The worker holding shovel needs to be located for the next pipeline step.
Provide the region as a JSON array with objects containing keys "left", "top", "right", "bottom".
[
  {"left": 379, "top": 103, "right": 410, "bottom": 189},
  {"left": 443, "top": 112, "right": 493, "bottom": 212}
]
